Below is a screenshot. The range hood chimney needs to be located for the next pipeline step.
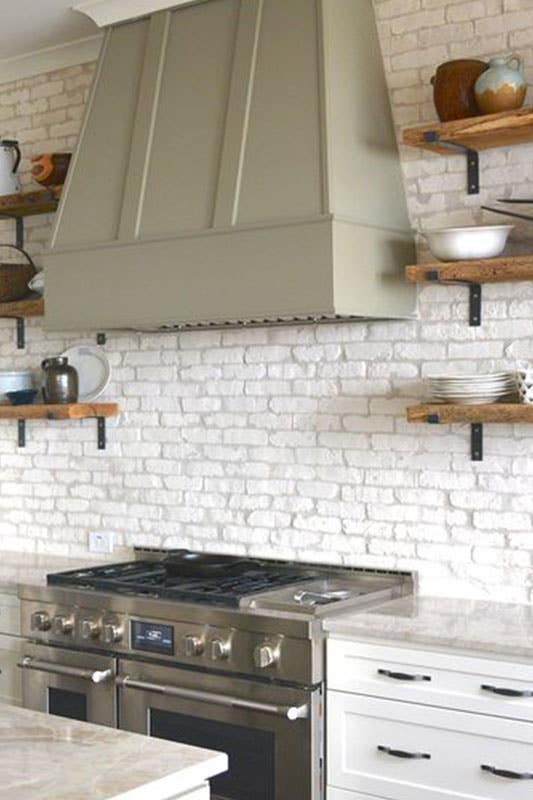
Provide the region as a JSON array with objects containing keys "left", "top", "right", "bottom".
[{"left": 44, "top": 0, "right": 415, "bottom": 331}]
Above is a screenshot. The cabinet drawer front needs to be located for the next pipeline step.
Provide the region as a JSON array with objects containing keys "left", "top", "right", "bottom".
[
  {"left": 328, "top": 639, "right": 533, "bottom": 721},
  {"left": 328, "top": 692, "right": 533, "bottom": 800},
  {"left": 0, "top": 593, "right": 20, "bottom": 636},
  {"left": 0, "top": 634, "right": 23, "bottom": 705},
  {"left": 328, "top": 790, "right": 389, "bottom": 800}
]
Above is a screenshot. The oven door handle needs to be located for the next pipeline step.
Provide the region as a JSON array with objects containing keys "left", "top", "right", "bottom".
[
  {"left": 18, "top": 656, "right": 113, "bottom": 685},
  {"left": 116, "top": 675, "right": 309, "bottom": 720}
]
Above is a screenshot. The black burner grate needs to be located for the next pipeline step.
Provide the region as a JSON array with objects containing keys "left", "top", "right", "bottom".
[{"left": 47, "top": 560, "right": 314, "bottom": 607}]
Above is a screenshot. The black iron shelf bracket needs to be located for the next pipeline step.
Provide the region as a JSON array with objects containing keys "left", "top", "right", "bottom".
[
  {"left": 16, "top": 317, "right": 25, "bottom": 349},
  {"left": 0, "top": 214, "right": 32, "bottom": 348},
  {"left": 425, "top": 270, "right": 482, "bottom": 326},
  {"left": 15, "top": 416, "right": 108, "bottom": 449},
  {"left": 422, "top": 132, "right": 479, "bottom": 194},
  {"left": 17, "top": 419, "right": 25, "bottom": 448},
  {"left": 96, "top": 332, "right": 107, "bottom": 346},
  {"left": 97, "top": 417, "right": 106, "bottom": 450},
  {"left": 426, "top": 413, "right": 484, "bottom": 461}
]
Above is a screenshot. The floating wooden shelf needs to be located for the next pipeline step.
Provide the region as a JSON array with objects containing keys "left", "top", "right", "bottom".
[
  {"left": 402, "top": 107, "right": 533, "bottom": 195},
  {"left": 405, "top": 255, "right": 533, "bottom": 326},
  {"left": 402, "top": 106, "right": 533, "bottom": 154},
  {"left": 407, "top": 403, "right": 532, "bottom": 424},
  {"left": 407, "top": 402, "right": 532, "bottom": 461},
  {"left": 0, "top": 187, "right": 62, "bottom": 218},
  {"left": 0, "top": 403, "right": 119, "bottom": 420},
  {"left": 406, "top": 255, "right": 533, "bottom": 285},
  {"left": 0, "top": 402, "right": 119, "bottom": 449},
  {"left": 0, "top": 293, "right": 44, "bottom": 319}
]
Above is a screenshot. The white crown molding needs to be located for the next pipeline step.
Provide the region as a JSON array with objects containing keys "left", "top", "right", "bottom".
[
  {"left": 73, "top": 0, "right": 201, "bottom": 27},
  {"left": 0, "top": 34, "right": 103, "bottom": 85}
]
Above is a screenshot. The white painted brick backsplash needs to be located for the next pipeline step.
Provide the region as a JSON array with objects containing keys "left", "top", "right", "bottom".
[{"left": 0, "top": 4, "right": 530, "bottom": 601}]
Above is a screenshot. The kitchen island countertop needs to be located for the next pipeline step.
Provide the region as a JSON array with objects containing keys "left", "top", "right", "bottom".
[
  {"left": 324, "top": 594, "right": 533, "bottom": 659},
  {"left": 0, "top": 704, "right": 227, "bottom": 800}
]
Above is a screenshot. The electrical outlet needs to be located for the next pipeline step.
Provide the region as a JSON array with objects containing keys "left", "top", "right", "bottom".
[{"left": 89, "top": 531, "right": 114, "bottom": 554}]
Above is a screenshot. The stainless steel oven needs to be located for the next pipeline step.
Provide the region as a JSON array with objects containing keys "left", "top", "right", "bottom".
[
  {"left": 19, "top": 642, "right": 117, "bottom": 727},
  {"left": 116, "top": 658, "right": 323, "bottom": 800}
]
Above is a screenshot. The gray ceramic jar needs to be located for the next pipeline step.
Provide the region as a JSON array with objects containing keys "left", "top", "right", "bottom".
[
  {"left": 41, "top": 357, "right": 78, "bottom": 404},
  {"left": 474, "top": 54, "right": 527, "bottom": 114}
]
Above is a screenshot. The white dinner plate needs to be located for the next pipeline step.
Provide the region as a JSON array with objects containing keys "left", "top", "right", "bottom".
[
  {"left": 61, "top": 345, "right": 111, "bottom": 402},
  {"left": 427, "top": 372, "right": 514, "bottom": 381}
]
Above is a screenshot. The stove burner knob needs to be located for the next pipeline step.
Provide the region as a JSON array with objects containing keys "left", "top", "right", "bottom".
[
  {"left": 254, "top": 644, "right": 280, "bottom": 669},
  {"left": 102, "top": 623, "right": 123, "bottom": 644},
  {"left": 81, "top": 619, "right": 101, "bottom": 640},
  {"left": 184, "top": 635, "right": 204, "bottom": 657},
  {"left": 210, "top": 637, "right": 231, "bottom": 661},
  {"left": 30, "top": 611, "right": 51, "bottom": 632},
  {"left": 51, "top": 615, "right": 74, "bottom": 636}
]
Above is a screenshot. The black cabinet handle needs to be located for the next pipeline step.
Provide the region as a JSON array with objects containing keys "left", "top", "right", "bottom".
[
  {"left": 481, "top": 684, "right": 533, "bottom": 698},
  {"left": 378, "top": 745, "right": 431, "bottom": 760},
  {"left": 378, "top": 668, "right": 431, "bottom": 682},
  {"left": 482, "top": 764, "right": 533, "bottom": 780}
]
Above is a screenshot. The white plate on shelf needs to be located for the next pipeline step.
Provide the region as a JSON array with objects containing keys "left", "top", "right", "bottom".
[{"left": 60, "top": 345, "right": 111, "bottom": 402}]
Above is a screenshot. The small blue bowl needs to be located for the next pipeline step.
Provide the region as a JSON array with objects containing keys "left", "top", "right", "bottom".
[{"left": 6, "top": 389, "right": 38, "bottom": 406}]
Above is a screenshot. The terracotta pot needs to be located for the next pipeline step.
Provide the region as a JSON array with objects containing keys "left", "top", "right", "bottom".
[
  {"left": 31, "top": 152, "right": 71, "bottom": 187},
  {"left": 431, "top": 59, "right": 488, "bottom": 122}
]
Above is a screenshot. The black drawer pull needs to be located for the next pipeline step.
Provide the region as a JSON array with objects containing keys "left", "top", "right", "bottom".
[
  {"left": 481, "top": 684, "right": 533, "bottom": 698},
  {"left": 378, "top": 669, "right": 431, "bottom": 682},
  {"left": 378, "top": 745, "right": 431, "bottom": 760},
  {"left": 482, "top": 765, "right": 533, "bottom": 780}
]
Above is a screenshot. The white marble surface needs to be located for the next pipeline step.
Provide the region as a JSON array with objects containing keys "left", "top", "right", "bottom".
[
  {"left": 324, "top": 595, "right": 533, "bottom": 659},
  {"left": 0, "top": 551, "right": 127, "bottom": 595},
  {"left": 0, "top": 704, "right": 227, "bottom": 800}
]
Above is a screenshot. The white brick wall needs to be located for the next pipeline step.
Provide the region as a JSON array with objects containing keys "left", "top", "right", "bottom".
[{"left": 0, "top": 1, "right": 532, "bottom": 602}]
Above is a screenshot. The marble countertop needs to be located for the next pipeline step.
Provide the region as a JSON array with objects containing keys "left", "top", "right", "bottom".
[
  {"left": 0, "top": 704, "right": 227, "bottom": 800},
  {"left": 324, "top": 595, "right": 533, "bottom": 659},
  {"left": 0, "top": 551, "right": 125, "bottom": 595}
]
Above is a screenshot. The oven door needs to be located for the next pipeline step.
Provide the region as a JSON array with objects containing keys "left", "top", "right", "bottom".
[
  {"left": 117, "top": 659, "right": 323, "bottom": 800},
  {"left": 19, "top": 643, "right": 117, "bottom": 727}
]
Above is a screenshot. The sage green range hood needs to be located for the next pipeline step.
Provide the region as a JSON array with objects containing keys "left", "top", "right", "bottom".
[{"left": 44, "top": 0, "right": 415, "bottom": 331}]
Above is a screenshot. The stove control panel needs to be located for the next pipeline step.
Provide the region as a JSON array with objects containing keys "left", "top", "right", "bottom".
[{"left": 21, "top": 600, "right": 315, "bottom": 683}]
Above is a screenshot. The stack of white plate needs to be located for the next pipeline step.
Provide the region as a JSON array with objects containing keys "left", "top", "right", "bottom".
[{"left": 426, "top": 372, "right": 517, "bottom": 405}]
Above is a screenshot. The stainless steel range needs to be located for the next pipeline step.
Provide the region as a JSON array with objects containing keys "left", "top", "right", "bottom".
[{"left": 18, "top": 549, "right": 413, "bottom": 800}]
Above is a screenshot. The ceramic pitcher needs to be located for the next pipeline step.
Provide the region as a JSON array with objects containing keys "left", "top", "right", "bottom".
[{"left": 475, "top": 54, "right": 527, "bottom": 114}]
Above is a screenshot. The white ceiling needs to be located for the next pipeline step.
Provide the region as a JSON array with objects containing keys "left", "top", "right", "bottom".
[{"left": 0, "top": 1, "right": 97, "bottom": 61}]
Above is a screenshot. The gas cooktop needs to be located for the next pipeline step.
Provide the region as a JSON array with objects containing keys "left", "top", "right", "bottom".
[{"left": 47, "top": 556, "right": 315, "bottom": 608}]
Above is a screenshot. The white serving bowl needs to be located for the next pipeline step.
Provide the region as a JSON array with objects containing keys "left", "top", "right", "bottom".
[
  {"left": 422, "top": 224, "right": 513, "bottom": 261},
  {"left": 0, "top": 371, "right": 34, "bottom": 404}
]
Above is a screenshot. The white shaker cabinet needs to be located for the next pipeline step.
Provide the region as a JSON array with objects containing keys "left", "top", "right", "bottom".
[{"left": 327, "top": 638, "right": 533, "bottom": 800}]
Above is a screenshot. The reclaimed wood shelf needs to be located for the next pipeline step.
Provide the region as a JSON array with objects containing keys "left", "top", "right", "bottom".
[
  {"left": 0, "top": 293, "right": 44, "bottom": 319},
  {"left": 402, "top": 107, "right": 533, "bottom": 154},
  {"left": 0, "top": 293, "right": 44, "bottom": 349},
  {"left": 407, "top": 403, "right": 532, "bottom": 461},
  {"left": 406, "top": 255, "right": 533, "bottom": 285},
  {"left": 405, "top": 255, "right": 533, "bottom": 326},
  {"left": 402, "top": 107, "right": 533, "bottom": 195},
  {"left": 407, "top": 403, "right": 532, "bottom": 424},
  {"left": 0, "top": 187, "right": 62, "bottom": 218},
  {"left": 0, "top": 402, "right": 119, "bottom": 449},
  {"left": 0, "top": 187, "right": 62, "bottom": 349}
]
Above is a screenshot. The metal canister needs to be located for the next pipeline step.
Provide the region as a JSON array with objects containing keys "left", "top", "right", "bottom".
[{"left": 41, "top": 357, "right": 78, "bottom": 404}]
